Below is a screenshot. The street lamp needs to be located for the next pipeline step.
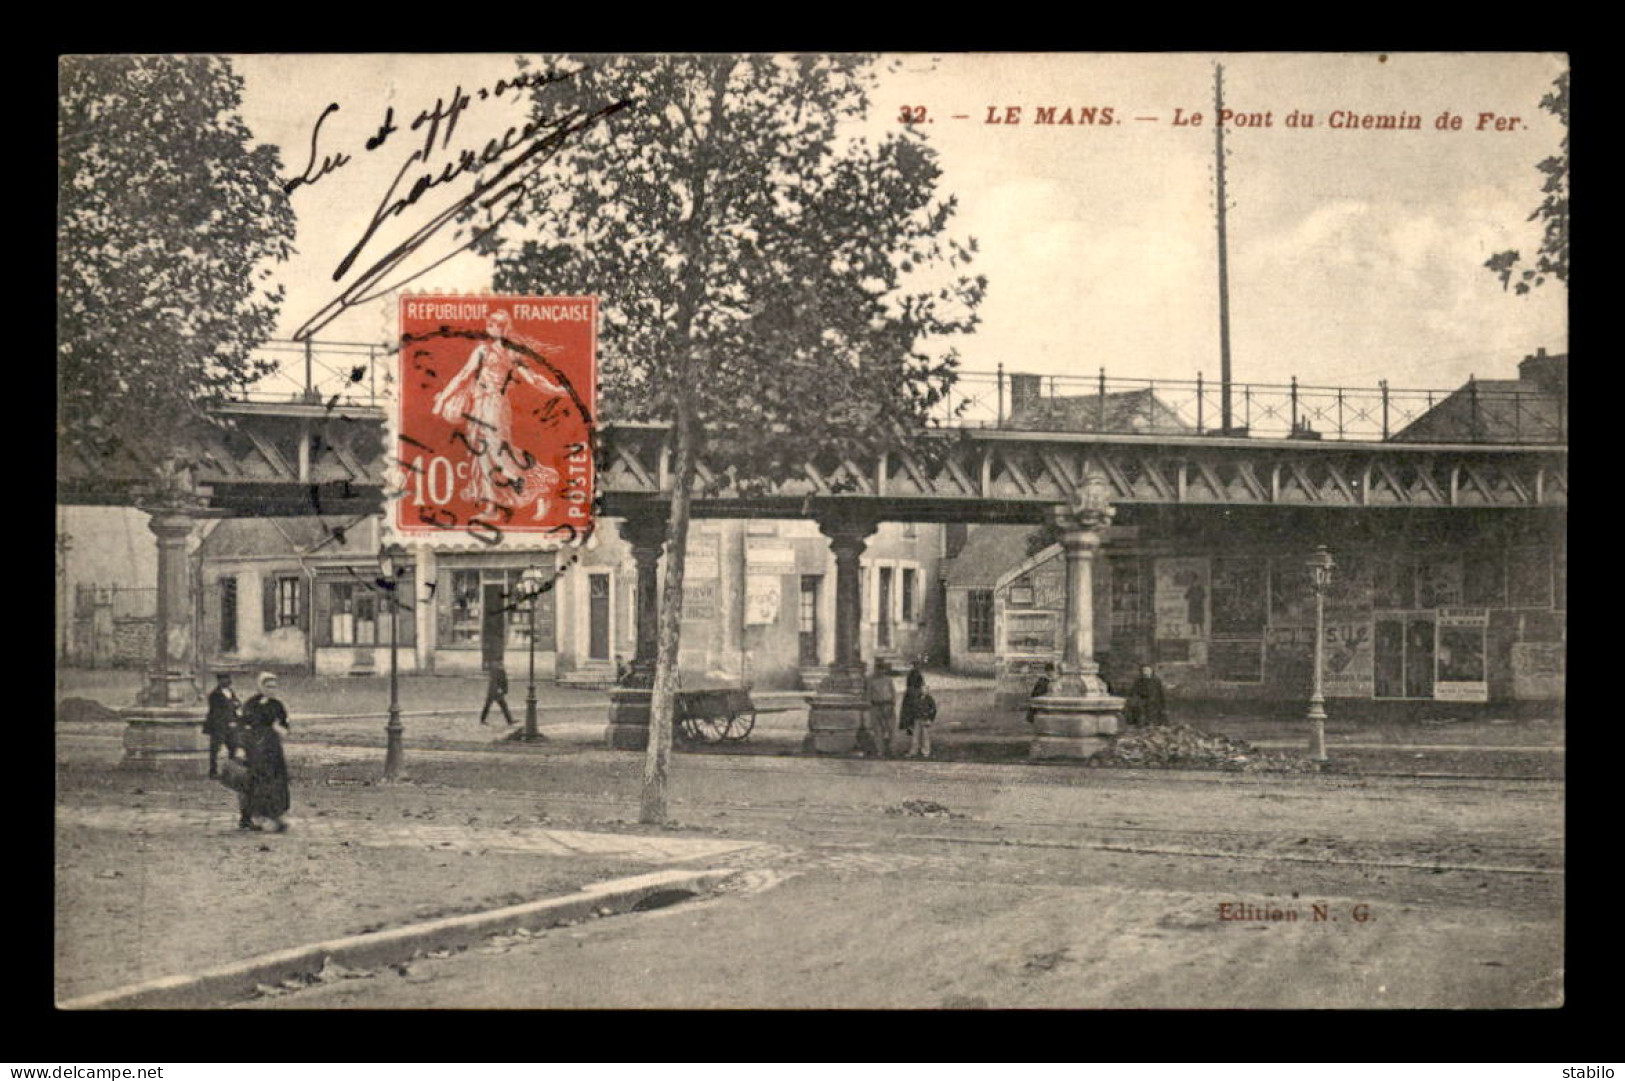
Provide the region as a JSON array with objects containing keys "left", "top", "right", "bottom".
[
  {"left": 379, "top": 543, "right": 407, "bottom": 780},
  {"left": 517, "top": 564, "right": 548, "bottom": 743},
  {"left": 1305, "top": 545, "right": 1336, "bottom": 763}
]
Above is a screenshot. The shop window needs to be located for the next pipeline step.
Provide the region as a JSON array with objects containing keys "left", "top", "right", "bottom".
[
  {"left": 448, "top": 570, "right": 483, "bottom": 645},
  {"left": 330, "top": 582, "right": 380, "bottom": 646},
  {"left": 967, "top": 589, "right": 995, "bottom": 652}
]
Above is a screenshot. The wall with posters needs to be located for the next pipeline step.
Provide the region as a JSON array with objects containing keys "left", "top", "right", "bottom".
[{"left": 968, "top": 512, "right": 1565, "bottom": 708}]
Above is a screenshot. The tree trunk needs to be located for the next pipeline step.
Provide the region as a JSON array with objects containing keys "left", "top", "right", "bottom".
[
  {"left": 639, "top": 58, "right": 729, "bottom": 825},
  {"left": 640, "top": 397, "right": 699, "bottom": 824}
]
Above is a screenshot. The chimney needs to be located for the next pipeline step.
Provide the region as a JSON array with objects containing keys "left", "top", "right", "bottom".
[
  {"left": 1517, "top": 348, "right": 1568, "bottom": 394},
  {"left": 1008, "top": 373, "right": 1043, "bottom": 421}
]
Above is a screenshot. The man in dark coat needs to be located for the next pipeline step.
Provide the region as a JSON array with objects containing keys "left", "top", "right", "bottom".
[
  {"left": 1124, "top": 664, "right": 1169, "bottom": 727},
  {"left": 203, "top": 671, "right": 241, "bottom": 778},
  {"left": 480, "top": 662, "right": 515, "bottom": 725},
  {"left": 1026, "top": 662, "right": 1056, "bottom": 726}
]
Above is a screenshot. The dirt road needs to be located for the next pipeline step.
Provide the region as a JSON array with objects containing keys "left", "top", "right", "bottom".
[{"left": 220, "top": 752, "right": 1562, "bottom": 1009}]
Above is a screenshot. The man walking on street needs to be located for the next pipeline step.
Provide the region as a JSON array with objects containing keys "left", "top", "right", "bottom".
[
  {"left": 480, "top": 662, "right": 515, "bottom": 725},
  {"left": 203, "top": 670, "right": 241, "bottom": 779}
]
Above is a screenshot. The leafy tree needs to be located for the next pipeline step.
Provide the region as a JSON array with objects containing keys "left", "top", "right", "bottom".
[
  {"left": 1485, "top": 69, "right": 1568, "bottom": 294},
  {"left": 489, "top": 54, "right": 984, "bottom": 822},
  {"left": 58, "top": 55, "right": 295, "bottom": 487}
]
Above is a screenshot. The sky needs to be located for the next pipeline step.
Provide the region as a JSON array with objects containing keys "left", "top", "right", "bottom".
[{"left": 235, "top": 52, "right": 1568, "bottom": 395}]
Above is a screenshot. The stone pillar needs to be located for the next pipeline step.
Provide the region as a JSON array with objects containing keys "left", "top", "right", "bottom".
[
  {"left": 605, "top": 515, "right": 665, "bottom": 750},
  {"left": 1031, "top": 476, "right": 1124, "bottom": 760},
  {"left": 120, "top": 507, "right": 208, "bottom": 774},
  {"left": 805, "top": 512, "right": 877, "bottom": 754}
]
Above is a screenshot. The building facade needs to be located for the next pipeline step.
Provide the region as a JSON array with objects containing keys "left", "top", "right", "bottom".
[{"left": 193, "top": 513, "right": 944, "bottom": 690}]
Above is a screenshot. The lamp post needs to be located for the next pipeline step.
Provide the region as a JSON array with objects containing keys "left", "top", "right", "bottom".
[
  {"left": 517, "top": 564, "right": 548, "bottom": 743},
  {"left": 379, "top": 543, "right": 407, "bottom": 780},
  {"left": 1305, "top": 545, "right": 1336, "bottom": 763}
]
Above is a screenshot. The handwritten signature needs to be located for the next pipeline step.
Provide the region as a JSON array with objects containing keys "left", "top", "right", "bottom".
[{"left": 284, "top": 69, "right": 629, "bottom": 341}]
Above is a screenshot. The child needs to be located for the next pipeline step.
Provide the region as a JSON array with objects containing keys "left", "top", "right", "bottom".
[{"left": 900, "top": 666, "right": 938, "bottom": 759}]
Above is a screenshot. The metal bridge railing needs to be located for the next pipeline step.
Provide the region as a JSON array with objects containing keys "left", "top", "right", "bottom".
[
  {"left": 234, "top": 344, "right": 1566, "bottom": 446},
  {"left": 233, "top": 340, "right": 391, "bottom": 407},
  {"left": 934, "top": 367, "right": 1567, "bottom": 445}
]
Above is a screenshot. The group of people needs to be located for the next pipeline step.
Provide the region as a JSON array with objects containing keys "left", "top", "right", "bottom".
[
  {"left": 203, "top": 670, "right": 293, "bottom": 832},
  {"left": 1026, "top": 661, "right": 1169, "bottom": 727},
  {"left": 861, "top": 660, "right": 938, "bottom": 759}
]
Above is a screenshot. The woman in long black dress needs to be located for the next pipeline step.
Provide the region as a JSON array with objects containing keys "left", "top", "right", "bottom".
[{"left": 237, "top": 672, "right": 291, "bottom": 832}]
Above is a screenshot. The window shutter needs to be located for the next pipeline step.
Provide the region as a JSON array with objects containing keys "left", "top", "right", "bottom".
[
  {"left": 399, "top": 569, "right": 417, "bottom": 648},
  {"left": 313, "top": 581, "right": 333, "bottom": 648},
  {"left": 435, "top": 574, "right": 452, "bottom": 647},
  {"left": 297, "top": 577, "right": 310, "bottom": 633},
  {"left": 263, "top": 573, "right": 276, "bottom": 633},
  {"left": 202, "top": 576, "right": 220, "bottom": 665}
]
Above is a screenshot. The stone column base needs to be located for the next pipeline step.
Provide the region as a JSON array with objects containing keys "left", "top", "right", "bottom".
[
  {"left": 806, "top": 693, "right": 868, "bottom": 754},
  {"left": 1029, "top": 694, "right": 1124, "bottom": 761},
  {"left": 605, "top": 688, "right": 652, "bottom": 751},
  {"left": 119, "top": 706, "right": 209, "bottom": 775}
]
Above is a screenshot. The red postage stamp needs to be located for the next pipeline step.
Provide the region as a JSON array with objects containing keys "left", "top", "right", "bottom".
[{"left": 393, "top": 294, "right": 597, "bottom": 546}]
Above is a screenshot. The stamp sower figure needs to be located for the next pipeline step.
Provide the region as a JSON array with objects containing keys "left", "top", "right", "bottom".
[
  {"left": 1026, "top": 662, "right": 1056, "bottom": 726},
  {"left": 203, "top": 670, "right": 241, "bottom": 778},
  {"left": 237, "top": 672, "right": 292, "bottom": 832},
  {"left": 432, "top": 309, "right": 567, "bottom": 519},
  {"left": 481, "top": 662, "right": 515, "bottom": 726},
  {"left": 900, "top": 665, "right": 938, "bottom": 759},
  {"left": 866, "top": 659, "right": 897, "bottom": 758},
  {"left": 1124, "top": 664, "right": 1168, "bottom": 727}
]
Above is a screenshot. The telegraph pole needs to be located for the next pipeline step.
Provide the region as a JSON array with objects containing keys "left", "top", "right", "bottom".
[{"left": 1214, "top": 62, "right": 1235, "bottom": 434}]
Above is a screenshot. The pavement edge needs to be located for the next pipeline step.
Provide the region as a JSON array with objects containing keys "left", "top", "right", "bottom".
[{"left": 59, "top": 866, "right": 738, "bottom": 1011}]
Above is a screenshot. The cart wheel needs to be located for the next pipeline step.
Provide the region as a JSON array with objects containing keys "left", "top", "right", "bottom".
[
  {"left": 722, "top": 710, "right": 756, "bottom": 742},
  {"left": 695, "top": 715, "right": 730, "bottom": 743}
]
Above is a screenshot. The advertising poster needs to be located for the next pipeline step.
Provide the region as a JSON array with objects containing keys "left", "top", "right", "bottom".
[
  {"left": 1154, "top": 557, "right": 1209, "bottom": 641},
  {"left": 686, "top": 534, "right": 720, "bottom": 579},
  {"left": 1322, "top": 620, "right": 1375, "bottom": 697},
  {"left": 1435, "top": 607, "right": 1489, "bottom": 701},
  {"left": 1209, "top": 637, "right": 1264, "bottom": 683},
  {"left": 1210, "top": 557, "right": 1268, "bottom": 634},
  {"left": 1416, "top": 557, "right": 1464, "bottom": 609},
  {"left": 744, "top": 542, "right": 797, "bottom": 577},
  {"left": 744, "top": 575, "right": 781, "bottom": 626},
  {"left": 682, "top": 581, "right": 718, "bottom": 623}
]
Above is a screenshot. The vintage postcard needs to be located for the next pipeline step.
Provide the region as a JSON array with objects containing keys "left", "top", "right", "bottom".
[{"left": 56, "top": 52, "right": 1566, "bottom": 1012}]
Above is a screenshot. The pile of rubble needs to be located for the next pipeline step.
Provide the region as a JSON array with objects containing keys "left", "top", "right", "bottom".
[
  {"left": 884, "top": 799, "right": 965, "bottom": 819},
  {"left": 1088, "top": 724, "right": 1323, "bottom": 773}
]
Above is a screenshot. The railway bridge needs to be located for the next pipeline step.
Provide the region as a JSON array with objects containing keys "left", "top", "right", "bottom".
[{"left": 56, "top": 349, "right": 1568, "bottom": 764}]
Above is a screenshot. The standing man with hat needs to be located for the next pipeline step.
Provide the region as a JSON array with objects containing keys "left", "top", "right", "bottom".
[{"left": 203, "top": 670, "right": 241, "bottom": 779}]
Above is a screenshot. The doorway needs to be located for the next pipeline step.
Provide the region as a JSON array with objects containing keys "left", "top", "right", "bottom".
[
  {"left": 1375, "top": 614, "right": 1435, "bottom": 699},
  {"left": 799, "top": 575, "right": 821, "bottom": 664},
  {"left": 481, "top": 583, "right": 507, "bottom": 668},
  {"left": 588, "top": 573, "right": 611, "bottom": 661}
]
